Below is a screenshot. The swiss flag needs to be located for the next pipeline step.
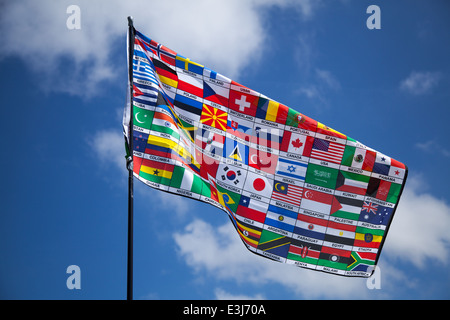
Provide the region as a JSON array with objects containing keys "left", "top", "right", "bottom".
[{"left": 228, "top": 82, "right": 259, "bottom": 116}]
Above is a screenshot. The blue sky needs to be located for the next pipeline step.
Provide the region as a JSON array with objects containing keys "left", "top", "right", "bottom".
[{"left": 1, "top": 0, "right": 449, "bottom": 300}]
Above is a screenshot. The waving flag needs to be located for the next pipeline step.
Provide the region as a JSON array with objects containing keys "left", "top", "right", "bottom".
[{"left": 123, "top": 27, "right": 408, "bottom": 278}]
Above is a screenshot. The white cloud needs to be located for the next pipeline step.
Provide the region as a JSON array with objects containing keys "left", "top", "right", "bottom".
[
  {"left": 399, "top": 71, "right": 441, "bottom": 95},
  {"left": 296, "top": 68, "right": 340, "bottom": 108},
  {"left": 0, "top": 0, "right": 318, "bottom": 97},
  {"left": 315, "top": 68, "right": 340, "bottom": 91},
  {"left": 89, "top": 127, "right": 193, "bottom": 216},
  {"left": 173, "top": 219, "right": 369, "bottom": 299},
  {"left": 384, "top": 175, "right": 450, "bottom": 268},
  {"left": 415, "top": 139, "right": 450, "bottom": 158},
  {"left": 90, "top": 129, "right": 126, "bottom": 170},
  {"left": 214, "top": 288, "right": 265, "bottom": 300},
  {"left": 173, "top": 175, "right": 450, "bottom": 299}
]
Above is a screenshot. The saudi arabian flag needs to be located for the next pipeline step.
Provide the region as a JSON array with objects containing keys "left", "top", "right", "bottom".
[
  {"left": 170, "top": 166, "right": 206, "bottom": 195},
  {"left": 305, "top": 163, "right": 338, "bottom": 189}
]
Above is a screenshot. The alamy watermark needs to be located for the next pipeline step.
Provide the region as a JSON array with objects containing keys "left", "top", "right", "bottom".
[
  {"left": 366, "top": 265, "right": 381, "bottom": 289},
  {"left": 66, "top": 265, "right": 81, "bottom": 290},
  {"left": 366, "top": 5, "right": 381, "bottom": 30},
  {"left": 66, "top": 5, "right": 81, "bottom": 30}
]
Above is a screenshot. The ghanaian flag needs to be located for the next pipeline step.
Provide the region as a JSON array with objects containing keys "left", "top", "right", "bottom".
[{"left": 139, "top": 158, "right": 174, "bottom": 185}]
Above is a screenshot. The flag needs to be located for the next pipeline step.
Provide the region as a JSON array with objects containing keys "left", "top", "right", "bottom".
[
  {"left": 151, "top": 58, "right": 178, "bottom": 88},
  {"left": 138, "top": 158, "right": 174, "bottom": 186},
  {"left": 275, "top": 158, "right": 308, "bottom": 181},
  {"left": 324, "top": 219, "right": 356, "bottom": 247},
  {"left": 216, "top": 163, "right": 246, "bottom": 189},
  {"left": 177, "top": 70, "right": 203, "bottom": 97},
  {"left": 151, "top": 111, "right": 180, "bottom": 140},
  {"left": 133, "top": 131, "right": 149, "bottom": 153},
  {"left": 133, "top": 105, "right": 154, "bottom": 130},
  {"left": 353, "top": 226, "right": 384, "bottom": 249},
  {"left": 335, "top": 170, "right": 370, "bottom": 195},
  {"left": 255, "top": 97, "right": 289, "bottom": 124},
  {"left": 243, "top": 171, "right": 273, "bottom": 198},
  {"left": 203, "top": 78, "right": 230, "bottom": 107},
  {"left": 216, "top": 184, "right": 241, "bottom": 213},
  {"left": 226, "top": 115, "right": 253, "bottom": 142},
  {"left": 316, "top": 122, "right": 346, "bottom": 140},
  {"left": 251, "top": 125, "right": 282, "bottom": 150},
  {"left": 285, "top": 109, "right": 317, "bottom": 132},
  {"left": 200, "top": 105, "right": 228, "bottom": 131},
  {"left": 195, "top": 128, "right": 225, "bottom": 157},
  {"left": 257, "top": 229, "right": 290, "bottom": 258},
  {"left": 294, "top": 212, "right": 328, "bottom": 240},
  {"left": 318, "top": 246, "right": 353, "bottom": 272},
  {"left": 288, "top": 239, "right": 321, "bottom": 266},
  {"left": 300, "top": 188, "right": 336, "bottom": 215},
  {"left": 124, "top": 27, "right": 408, "bottom": 278},
  {"left": 347, "top": 251, "right": 376, "bottom": 273},
  {"left": 332, "top": 195, "right": 365, "bottom": 220},
  {"left": 170, "top": 166, "right": 205, "bottom": 195},
  {"left": 236, "top": 195, "right": 268, "bottom": 224},
  {"left": 264, "top": 205, "right": 297, "bottom": 234},
  {"left": 235, "top": 218, "right": 262, "bottom": 248},
  {"left": 366, "top": 177, "right": 402, "bottom": 203},
  {"left": 305, "top": 163, "right": 338, "bottom": 190},
  {"left": 176, "top": 55, "right": 203, "bottom": 74},
  {"left": 248, "top": 147, "right": 278, "bottom": 175},
  {"left": 272, "top": 181, "right": 303, "bottom": 207},
  {"left": 360, "top": 201, "right": 394, "bottom": 225},
  {"left": 341, "top": 144, "right": 376, "bottom": 171},
  {"left": 228, "top": 83, "right": 259, "bottom": 116},
  {"left": 310, "top": 138, "right": 346, "bottom": 164},
  {"left": 173, "top": 93, "right": 203, "bottom": 121},
  {"left": 280, "top": 131, "right": 314, "bottom": 157},
  {"left": 223, "top": 140, "right": 249, "bottom": 164}
]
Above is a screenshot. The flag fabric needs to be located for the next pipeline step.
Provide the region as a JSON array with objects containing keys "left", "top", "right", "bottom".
[
  {"left": 123, "top": 27, "right": 408, "bottom": 278},
  {"left": 272, "top": 181, "right": 303, "bottom": 207}
]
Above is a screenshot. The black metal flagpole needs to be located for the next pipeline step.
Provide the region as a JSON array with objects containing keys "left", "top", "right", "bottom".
[{"left": 126, "top": 16, "right": 135, "bottom": 301}]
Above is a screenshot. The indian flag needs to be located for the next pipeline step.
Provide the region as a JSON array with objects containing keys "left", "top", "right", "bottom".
[{"left": 151, "top": 111, "right": 180, "bottom": 140}]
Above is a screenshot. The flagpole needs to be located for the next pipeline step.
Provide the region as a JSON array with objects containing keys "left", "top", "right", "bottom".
[{"left": 126, "top": 15, "right": 135, "bottom": 301}]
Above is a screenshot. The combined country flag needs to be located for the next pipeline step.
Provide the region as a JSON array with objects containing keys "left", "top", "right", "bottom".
[{"left": 124, "top": 27, "right": 408, "bottom": 279}]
